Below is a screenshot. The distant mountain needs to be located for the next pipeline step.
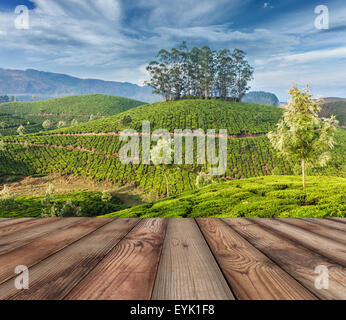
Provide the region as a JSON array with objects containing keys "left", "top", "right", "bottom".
[
  {"left": 0, "top": 68, "right": 160, "bottom": 103},
  {"left": 320, "top": 100, "right": 346, "bottom": 127},
  {"left": 243, "top": 91, "right": 280, "bottom": 106}
]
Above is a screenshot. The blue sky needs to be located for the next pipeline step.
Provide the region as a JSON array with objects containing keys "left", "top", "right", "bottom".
[{"left": 0, "top": 0, "right": 345, "bottom": 100}]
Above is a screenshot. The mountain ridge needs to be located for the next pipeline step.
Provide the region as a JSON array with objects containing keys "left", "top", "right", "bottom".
[{"left": 0, "top": 68, "right": 160, "bottom": 103}]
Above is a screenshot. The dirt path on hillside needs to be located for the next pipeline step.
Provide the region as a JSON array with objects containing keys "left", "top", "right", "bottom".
[{"left": 46, "top": 131, "right": 266, "bottom": 139}]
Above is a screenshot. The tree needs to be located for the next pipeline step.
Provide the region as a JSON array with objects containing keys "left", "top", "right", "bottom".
[
  {"left": 0, "top": 95, "right": 9, "bottom": 104},
  {"left": 17, "top": 125, "right": 25, "bottom": 135},
  {"left": 101, "top": 191, "right": 112, "bottom": 202},
  {"left": 71, "top": 119, "right": 79, "bottom": 126},
  {"left": 57, "top": 121, "right": 66, "bottom": 128},
  {"left": 145, "top": 42, "right": 253, "bottom": 101},
  {"left": 231, "top": 49, "right": 254, "bottom": 101},
  {"left": 0, "top": 122, "right": 6, "bottom": 130},
  {"left": 0, "top": 140, "right": 5, "bottom": 151},
  {"left": 196, "top": 172, "right": 213, "bottom": 188},
  {"left": 268, "top": 85, "right": 338, "bottom": 188},
  {"left": 121, "top": 115, "right": 132, "bottom": 126},
  {"left": 42, "top": 119, "right": 52, "bottom": 129}
]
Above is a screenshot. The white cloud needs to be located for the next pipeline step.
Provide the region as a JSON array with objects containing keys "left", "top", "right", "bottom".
[{"left": 0, "top": 0, "right": 345, "bottom": 99}]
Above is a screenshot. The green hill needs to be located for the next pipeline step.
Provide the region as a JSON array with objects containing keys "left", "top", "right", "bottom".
[
  {"left": 1, "top": 100, "right": 345, "bottom": 196},
  {"left": 0, "top": 94, "right": 145, "bottom": 135},
  {"left": 101, "top": 176, "right": 346, "bottom": 218},
  {"left": 320, "top": 101, "right": 346, "bottom": 127},
  {"left": 49, "top": 99, "right": 284, "bottom": 134}
]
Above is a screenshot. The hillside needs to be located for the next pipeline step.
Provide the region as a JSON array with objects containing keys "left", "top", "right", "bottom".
[
  {"left": 0, "top": 94, "right": 145, "bottom": 135},
  {"left": 1, "top": 100, "right": 345, "bottom": 196},
  {"left": 50, "top": 99, "right": 284, "bottom": 134},
  {"left": 320, "top": 101, "right": 346, "bottom": 127},
  {"left": 101, "top": 176, "right": 346, "bottom": 218},
  {"left": 0, "top": 68, "right": 160, "bottom": 102}
]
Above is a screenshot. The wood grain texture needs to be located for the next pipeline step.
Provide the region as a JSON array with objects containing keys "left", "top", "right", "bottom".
[
  {"left": 303, "top": 218, "right": 346, "bottom": 232},
  {"left": 0, "top": 218, "right": 54, "bottom": 237},
  {"left": 224, "top": 218, "right": 346, "bottom": 300},
  {"left": 279, "top": 218, "right": 346, "bottom": 244},
  {"left": 0, "top": 218, "right": 82, "bottom": 255},
  {"left": 252, "top": 219, "right": 346, "bottom": 266},
  {"left": 0, "top": 218, "right": 112, "bottom": 285},
  {"left": 0, "top": 218, "right": 139, "bottom": 300},
  {"left": 197, "top": 218, "right": 317, "bottom": 300},
  {"left": 0, "top": 218, "right": 31, "bottom": 227},
  {"left": 65, "top": 218, "right": 168, "bottom": 300},
  {"left": 328, "top": 218, "right": 346, "bottom": 224},
  {"left": 152, "top": 219, "right": 234, "bottom": 300}
]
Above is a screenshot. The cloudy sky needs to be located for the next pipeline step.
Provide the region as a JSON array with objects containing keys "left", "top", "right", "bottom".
[{"left": 0, "top": 0, "right": 345, "bottom": 101}]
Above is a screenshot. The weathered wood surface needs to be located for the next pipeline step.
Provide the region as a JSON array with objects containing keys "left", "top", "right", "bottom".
[{"left": 0, "top": 217, "right": 344, "bottom": 300}]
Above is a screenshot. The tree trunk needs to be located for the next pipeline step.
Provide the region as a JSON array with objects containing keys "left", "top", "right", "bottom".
[
  {"left": 301, "top": 159, "right": 306, "bottom": 188},
  {"left": 164, "top": 171, "right": 169, "bottom": 197}
]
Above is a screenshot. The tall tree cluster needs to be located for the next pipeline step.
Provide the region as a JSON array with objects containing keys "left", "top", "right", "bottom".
[{"left": 145, "top": 42, "right": 254, "bottom": 101}]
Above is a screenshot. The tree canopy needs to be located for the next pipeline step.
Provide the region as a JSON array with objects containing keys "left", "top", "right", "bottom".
[
  {"left": 268, "top": 85, "right": 338, "bottom": 187},
  {"left": 145, "top": 42, "right": 254, "bottom": 101}
]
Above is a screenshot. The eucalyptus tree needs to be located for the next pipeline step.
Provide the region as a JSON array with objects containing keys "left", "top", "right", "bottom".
[
  {"left": 231, "top": 49, "right": 254, "bottom": 101},
  {"left": 146, "top": 42, "right": 254, "bottom": 101}
]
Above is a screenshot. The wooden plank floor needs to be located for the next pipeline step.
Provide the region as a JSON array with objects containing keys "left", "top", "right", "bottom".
[{"left": 0, "top": 218, "right": 344, "bottom": 300}]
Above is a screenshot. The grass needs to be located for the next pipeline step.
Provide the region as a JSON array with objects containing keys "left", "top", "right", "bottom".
[
  {"left": 0, "top": 94, "right": 145, "bottom": 135},
  {"left": 0, "top": 190, "right": 129, "bottom": 217},
  {"left": 101, "top": 176, "right": 346, "bottom": 218}
]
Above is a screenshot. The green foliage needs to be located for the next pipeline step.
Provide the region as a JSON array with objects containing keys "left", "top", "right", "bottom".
[
  {"left": 17, "top": 124, "right": 25, "bottom": 135},
  {"left": 51, "top": 100, "right": 284, "bottom": 135},
  {"left": 268, "top": 86, "right": 338, "bottom": 187},
  {"left": 196, "top": 172, "right": 213, "bottom": 188},
  {"left": 0, "top": 95, "right": 145, "bottom": 136},
  {"left": 0, "top": 190, "right": 128, "bottom": 217},
  {"left": 320, "top": 100, "right": 346, "bottom": 127},
  {"left": 121, "top": 114, "right": 132, "bottom": 126},
  {"left": 42, "top": 119, "right": 52, "bottom": 129},
  {"left": 0, "top": 96, "right": 10, "bottom": 104},
  {"left": 102, "top": 176, "right": 346, "bottom": 218},
  {"left": 145, "top": 42, "right": 253, "bottom": 101},
  {"left": 0, "top": 100, "right": 344, "bottom": 197},
  {"left": 0, "top": 140, "right": 5, "bottom": 151}
]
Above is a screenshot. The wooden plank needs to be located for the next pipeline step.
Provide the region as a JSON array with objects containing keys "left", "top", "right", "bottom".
[
  {"left": 197, "top": 218, "right": 317, "bottom": 300},
  {"left": 303, "top": 218, "right": 346, "bottom": 232},
  {"left": 152, "top": 219, "right": 234, "bottom": 300},
  {"left": 224, "top": 218, "right": 346, "bottom": 300},
  {"left": 252, "top": 219, "right": 346, "bottom": 266},
  {"left": 0, "top": 218, "right": 34, "bottom": 229},
  {"left": 328, "top": 218, "right": 346, "bottom": 224},
  {"left": 0, "top": 218, "right": 82, "bottom": 255},
  {"left": 0, "top": 218, "right": 13, "bottom": 225},
  {"left": 65, "top": 218, "right": 168, "bottom": 300},
  {"left": 0, "top": 218, "right": 56, "bottom": 238},
  {"left": 0, "top": 218, "right": 139, "bottom": 300},
  {"left": 279, "top": 218, "right": 346, "bottom": 244},
  {"left": 0, "top": 218, "right": 112, "bottom": 285}
]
